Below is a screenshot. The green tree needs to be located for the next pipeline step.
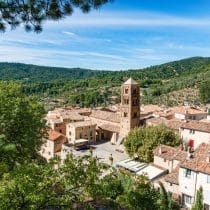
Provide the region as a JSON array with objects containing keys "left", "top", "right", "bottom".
[
  {"left": 0, "top": 82, "right": 45, "bottom": 170},
  {"left": 0, "top": 0, "right": 111, "bottom": 32},
  {"left": 0, "top": 154, "right": 110, "bottom": 209},
  {"left": 124, "top": 125, "right": 181, "bottom": 162},
  {"left": 116, "top": 175, "right": 159, "bottom": 210},
  {"left": 158, "top": 182, "right": 179, "bottom": 210},
  {"left": 192, "top": 187, "right": 203, "bottom": 210},
  {"left": 199, "top": 80, "right": 210, "bottom": 104}
]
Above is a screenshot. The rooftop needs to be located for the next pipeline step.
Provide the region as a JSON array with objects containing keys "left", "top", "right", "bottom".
[
  {"left": 98, "top": 124, "right": 120, "bottom": 133},
  {"left": 153, "top": 145, "right": 187, "bottom": 162},
  {"left": 180, "top": 120, "right": 210, "bottom": 133},
  {"left": 180, "top": 143, "right": 210, "bottom": 175},
  {"left": 164, "top": 166, "right": 179, "bottom": 185},
  {"left": 173, "top": 106, "right": 206, "bottom": 115},
  {"left": 90, "top": 110, "right": 120, "bottom": 123},
  {"left": 47, "top": 108, "right": 84, "bottom": 122},
  {"left": 68, "top": 120, "right": 96, "bottom": 128},
  {"left": 123, "top": 77, "right": 139, "bottom": 85},
  {"left": 48, "top": 130, "right": 66, "bottom": 141}
]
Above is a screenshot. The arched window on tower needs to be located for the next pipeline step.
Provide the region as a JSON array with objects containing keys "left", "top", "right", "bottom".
[
  {"left": 133, "top": 112, "right": 138, "bottom": 118},
  {"left": 123, "top": 98, "right": 129, "bottom": 105},
  {"left": 132, "top": 99, "right": 138, "bottom": 106},
  {"left": 133, "top": 88, "right": 137, "bottom": 95},
  {"left": 124, "top": 88, "right": 129, "bottom": 94},
  {"left": 124, "top": 112, "right": 128, "bottom": 117}
]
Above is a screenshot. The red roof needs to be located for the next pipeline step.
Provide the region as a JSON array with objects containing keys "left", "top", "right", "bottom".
[
  {"left": 48, "top": 130, "right": 65, "bottom": 141},
  {"left": 180, "top": 143, "right": 210, "bottom": 175}
]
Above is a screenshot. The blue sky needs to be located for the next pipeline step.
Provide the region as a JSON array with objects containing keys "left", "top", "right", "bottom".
[{"left": 1, "top": 0, "right": 210, "bottom": 70}]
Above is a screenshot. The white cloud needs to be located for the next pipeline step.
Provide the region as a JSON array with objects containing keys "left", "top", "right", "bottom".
[
  {"left": 63, "top": 31, "right": 77, "bottom": 36},
  {"left": 45, "top": 10, "right": 210, "bottom": 28}
]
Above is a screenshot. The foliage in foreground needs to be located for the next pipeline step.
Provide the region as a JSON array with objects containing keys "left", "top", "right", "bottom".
[
  {"left": 0, "top": 154, "right": 180, "bottom": 210},
  {"left": 0, "top": 82, "right": 180, "bottom": 209},
  {"left": 124, "top": 125, "right": 181, "bottom": 162},
  {"left": 0, "top": 0, "right": 111, "bottom": 32},
  {"left": 0, "top": 81, "right": 46, "bottom": 171}
]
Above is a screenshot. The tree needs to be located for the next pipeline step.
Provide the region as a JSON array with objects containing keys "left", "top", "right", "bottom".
[
  {"left": 0, "top": 82, "right": 46, "bottom": 170},
  {"left": 0, "top": 0, "right": 112, "bottom": 32},
  {"left": 199, "top": 80, "right": 210, "bottom": 104},
  {"left": 158, "top": 182, "right": 179, "bottom": 210},
  {"left": 116, "top": 175, "right": 159, "bottom": 210},
  {"left": 192, "top": 187, "right": 203, "bottom": 210},
  {"left": 124, "top": 125, "right": 181, "bottom": 162},
  {"left": 0, "top": 154, "right": 121, "bottom": 209}
]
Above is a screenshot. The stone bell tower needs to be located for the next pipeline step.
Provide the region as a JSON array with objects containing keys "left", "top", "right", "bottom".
[{"left": 120, "top": 78, "right": 140, "bottom": 137}]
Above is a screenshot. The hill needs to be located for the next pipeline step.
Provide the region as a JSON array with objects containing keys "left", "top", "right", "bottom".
[
  {"left": 0, "top": 57, "right": 210, "bottom": 108},
  {"left": 0, "top": 62, "right": 111, "bottom": 82},
  {"left": 0, "top": 56, "right": 210, "bottom": 82}
]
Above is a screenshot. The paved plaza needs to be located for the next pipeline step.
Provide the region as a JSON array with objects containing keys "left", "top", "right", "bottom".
[{"left": 71, "top": 141, "right": 129, "bottom": 165}]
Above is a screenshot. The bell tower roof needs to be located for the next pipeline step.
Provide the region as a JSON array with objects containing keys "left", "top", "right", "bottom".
[{"left": 123, "top": 77, "right": 138, "bottom": 85}]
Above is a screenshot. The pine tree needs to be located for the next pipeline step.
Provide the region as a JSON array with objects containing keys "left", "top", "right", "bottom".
[{"left": 192, "top": 187, "right": 203, "bottom": 210}]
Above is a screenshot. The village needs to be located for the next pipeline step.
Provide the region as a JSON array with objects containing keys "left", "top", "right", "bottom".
[{"left": 41, "top": 78, "right": 210, "bottom": 210}]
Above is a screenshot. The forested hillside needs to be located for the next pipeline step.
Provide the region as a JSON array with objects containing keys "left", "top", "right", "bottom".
[
  {"left": 0, "top": 63, "right": 110, "bottom": 82},
  {"left": 0, "top": 56, "right": 210, "bottom": 108}
]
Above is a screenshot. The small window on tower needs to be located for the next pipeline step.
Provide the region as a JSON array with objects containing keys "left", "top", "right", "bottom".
[
  {"left": 124, "top": 99, "right": 129, "bottom": 104},
  {"left": 133, "top": 112, "right": 138, "bottom": 118},
  {"left": 132, "top": 99, "right": 138, "bottom": 106},
  {"left": 124, "top": 112, "right": 128, "bottom": 117},
  {"left": 133, "top": 89, "right": 137, "bottom": 95},
  {"left": 125, "top": 88, "right": 129, "bottom": 94}
]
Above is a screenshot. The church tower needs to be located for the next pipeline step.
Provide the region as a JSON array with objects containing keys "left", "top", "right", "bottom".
[{"left": 120, "top": 78, "right": 140, "bottom": 137}]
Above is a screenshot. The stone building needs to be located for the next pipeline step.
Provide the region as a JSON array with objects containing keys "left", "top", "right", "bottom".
[
  {"left": 41, "top": 130, "right": 67, "bottom": 161},
  {"left": 45, "top": 78, "right": 140, "bottom": 148},
  {"left": 120, "top": 78, "right": 140, "bottom": 137},
  {"left": 66, "top": 120, "right": 96, "bottom": 145}
]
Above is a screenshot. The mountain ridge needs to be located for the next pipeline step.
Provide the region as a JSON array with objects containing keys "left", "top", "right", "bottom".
[{"left": 0, "top": 56, "right": 210, "bottom": 82}]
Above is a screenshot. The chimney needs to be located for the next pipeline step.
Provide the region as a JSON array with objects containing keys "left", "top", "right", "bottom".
[
  {"left": 187, "top": 146, "right": 193, "bottom": 160},
  {"left": 159, "top": 145, "right": 162, "bottom": 154}
]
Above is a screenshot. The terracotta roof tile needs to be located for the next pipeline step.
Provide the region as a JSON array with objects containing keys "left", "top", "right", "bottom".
[
  {"left": 180, "top": 121, "right": 210, "bottom": 133},
  {"left": 173, "top": 106, "right": 206, "bottom": 115},
  {"left": 68, "top": 120, "right": 96, "bottom": 128},
  {"left": 153, "top": 145, "right": 187, "bottom": 161},
  {"left": 98, "top": 124, "right": 120, "bottom": 133},
  {"left": 164, "top": 166, "right": 179, "bottom": 185},
  {"left": 180, "top": 143, "right": 210, "bottom": 174},
  {"left": 90, "top": 110, "right": 120, "bottom": 123},
  {"left": 48, "top": 130, "right": 65, "bottom": 141}
]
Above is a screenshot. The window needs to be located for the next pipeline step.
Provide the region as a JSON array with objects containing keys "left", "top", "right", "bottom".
[
  {"left": 164, "top": 158, "right": 166, "bottom": 162},
  {"left": 133, "top": 89, "right": 137, "bottom": 95},
  {"left": 189, "top": 129, "right": 195, "bottom": 134},
  {"left": 90, "top": 131, "right": 93, "bottom": 137},
  {"left": 207, "top": 175, "right": 210, "bottom": 183},
  {"left": 132, "top": 99, "right": 138, "bottom": 106},
  {"left": 184, "top": 169, "right": 192, "bottom": 178},
  {"left": 80, "top": 133, "right": 82, "bottom": 138},
  {"left": 183, "top": 194, "right": 192, "bottom": 205},
  {"left": 124, "top": 99, "right": 129, "bottom": 104},
  {"left": 133, "top": 112, "right": 137, "bottom": 118},
  {"left": 69, "top": 131, "right": 71, "bottom": 136},
  {"left": 204, "top": 204, "right": 210, "bottom": 210},
  {"left": 124, "top": 88, "right": 129, "bottom": 94},
  {"left": 124, "top": 112, "right": 128, "bottom": 117}
]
